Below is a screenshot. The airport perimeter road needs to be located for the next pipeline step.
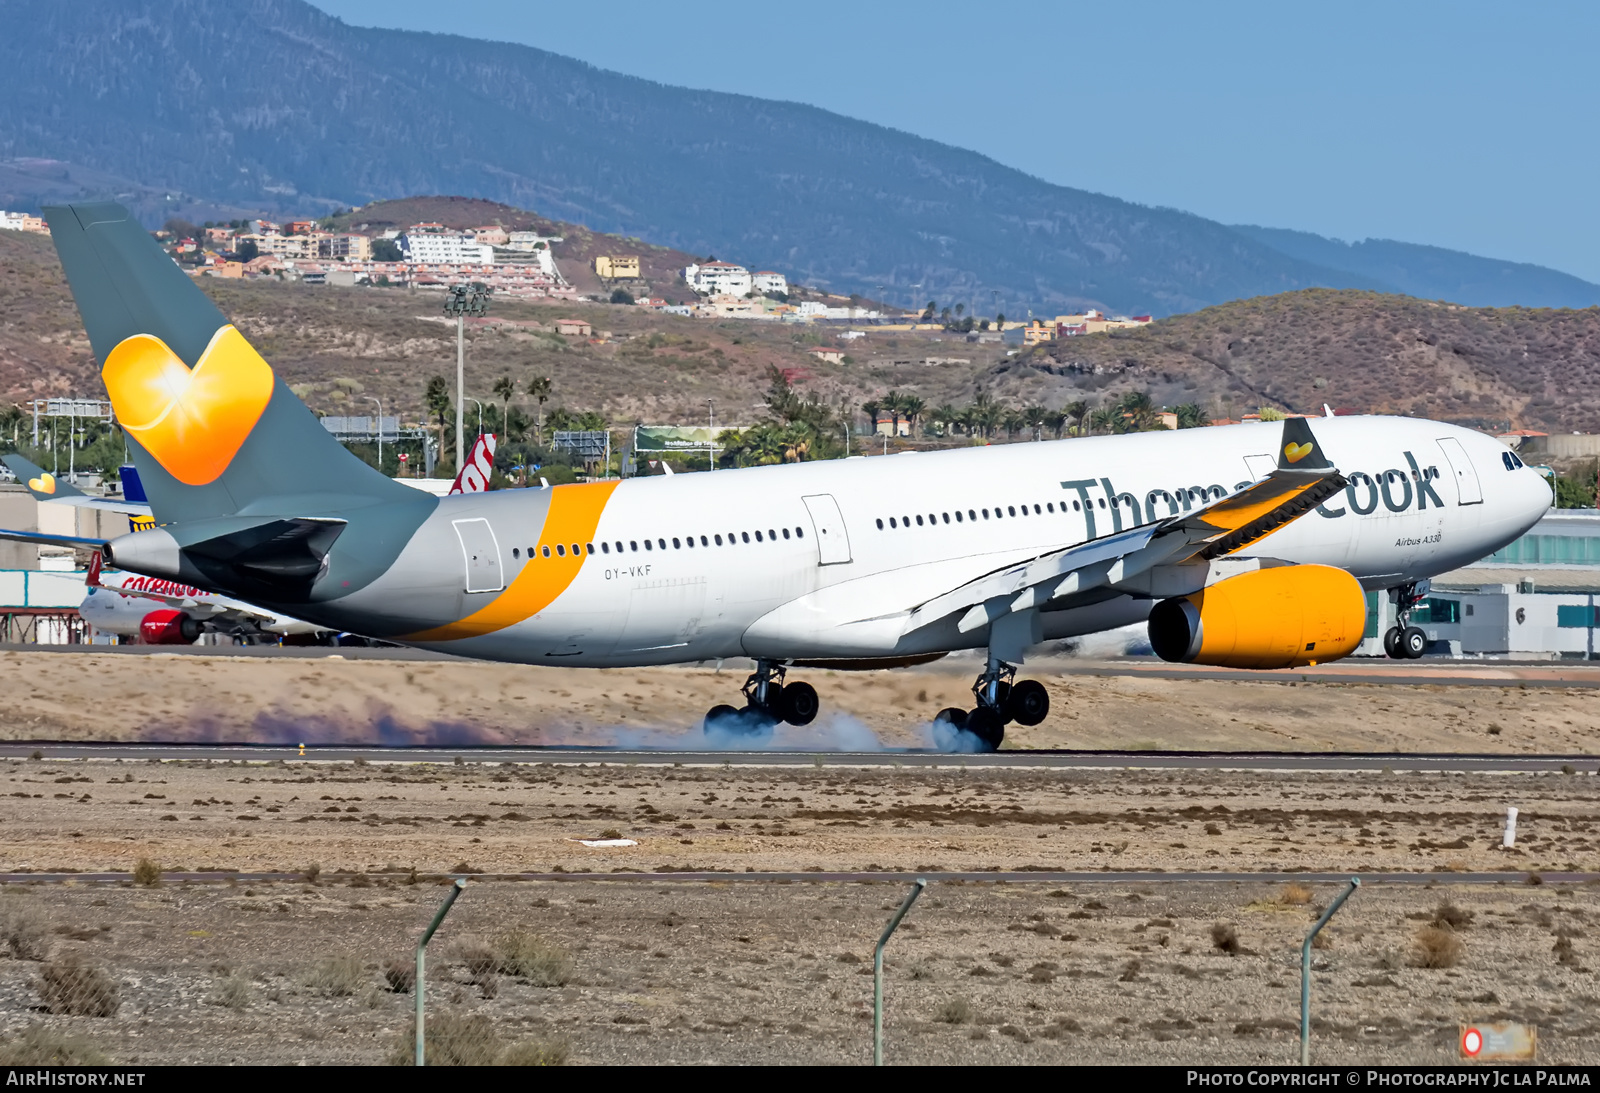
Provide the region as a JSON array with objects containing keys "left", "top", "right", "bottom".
[{"left": 2, "top": 741, "right": 1596, "bottom": 773}]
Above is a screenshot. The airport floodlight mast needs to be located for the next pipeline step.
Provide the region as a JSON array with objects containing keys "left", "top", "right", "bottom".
[{"left": 442, "top": 283, "right": 492, "bottom": 471}]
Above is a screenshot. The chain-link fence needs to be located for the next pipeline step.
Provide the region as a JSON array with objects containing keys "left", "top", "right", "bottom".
[{"left": 0, "top": 873, "right": 1594, "bottom": 1065}]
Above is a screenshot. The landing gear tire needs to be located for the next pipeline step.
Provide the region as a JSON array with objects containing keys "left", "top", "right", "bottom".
[
  {"left": 932, "top": 707, "right": 968, "bottom": 752},
  {"left": 1383, "top": 626, "right": 1404, "bottom": 660},
  {"left": 965, "top": 707, "right": 1005, "bottom": 752},
  {"left": 1005, "top": 680, "right": 1050, "bottom": 727},
  {"left": 736, "top": 706, "right": 778, "bottom": 738},
  {"left": 703, "top": 704, "right": 740, "bottom": 734},
  {"left": 1401, "top": 626, "right": 1428, "bottom": 659},
  {"left": 778, "top": 681, "right": 819, "bottom": 726}
]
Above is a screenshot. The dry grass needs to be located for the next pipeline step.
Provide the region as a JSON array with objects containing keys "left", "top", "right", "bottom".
[
  {"left": 1432, "top": 902, "right": 1474, "bottom": 929},
  {"left": 132, "top": 858, "right": 161, "bottom": 887},
  {"left": 302, "top": 954, "right": 367, "bottom": 997},
  {"left": 37, "top": 954, "right": 121, "bottom": 1017},
  {"left": 1211, "top": 922, "right": 1241, "bottom": 955},
  {"left": 391, "top": 1014, "right": 498, "bottom": 1066},
  {"left": 0, "top": 1024, "right": 109, "bottom": 1065},
  {"left": 934, "top": 998, "right": 973, "bottom": 1024},
  {"left": 1279, "top": 882, "right": 1313, "bottom": 906},
  {"left": 1411, "top": 925, "right": 1465, "bottom": 969},
  {"left": 1, "top": 902, "right": 53, "bottom": 961},
  {"left": 494, "top": 930, "right": 572, "bottom": 986},
  {"left": 212, "top": 971, "right": 253, "bottom": 1010},
  {"left": 497, "top": 1037, "right": 570, "bottom": 1066},
  {"left": 382, "top": 957, "right": 415, "bottom": 994}
]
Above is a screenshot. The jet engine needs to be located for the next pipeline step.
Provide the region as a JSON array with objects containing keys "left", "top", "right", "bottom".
[
  {"left": 1147, "top": 564, "right": 1366, "bottom": 669},
  {"left": 139, "top": 609, "right": 203, "bottom": 645}
]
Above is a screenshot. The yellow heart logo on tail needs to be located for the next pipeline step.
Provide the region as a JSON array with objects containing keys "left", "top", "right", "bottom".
[
  {"left": 27, "top": 473, "right": 55, "bottom": 495},
  {"left": 102, "top": 324, "right": 274, "bottom": 486},
  {"left": 1283, "top": 441, "right": 1314, "bottom": 463}
]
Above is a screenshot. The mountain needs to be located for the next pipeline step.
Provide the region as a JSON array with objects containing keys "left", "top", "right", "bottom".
[
  {"left": 0, "top": 0, "right": 1592, "bottom": 317},
  {"left": 1233, "top": 226, "right": 1600, "bottom": 309},
  {"left": 0, "top": 0, "right": 1376, "bottom": 318}
]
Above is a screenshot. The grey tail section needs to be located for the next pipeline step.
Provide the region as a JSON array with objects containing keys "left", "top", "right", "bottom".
[
  {"left": 1, "top": 454, "right": 89, "bottom": 500},
  {"left": 41, "top": 202, "right": 415, "bottom": 525},
  {"left": 1277, "top": 416, "right": 1334, "bottom": 472}
]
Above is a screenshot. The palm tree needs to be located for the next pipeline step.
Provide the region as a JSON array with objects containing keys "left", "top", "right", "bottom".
[
  {"left": 423, "top": 375, "right": 452, "bottom": 460},
  {"left": 930, "top": 403, "right": 960, "bottom": 437},
  {"left": 1043, "top": 409, "right": 1067, "bottom": 438},
  {"left": 1088, "top": 407, "right": 1118, "bottom": 435},
  {"left": 526, "top": 375, "right": 552, "bottom": 441},
  {"left": 898, "top": 394, "right": 926, "bottom": 437},
  {"left": 1064, "top": 400, "right": 1089, "bottom": 437},
  {"left": 882, "top": 390, "right": 904, "bottom": 437},
  {"left": 862, "top": 398, "right": 882, "bottom": 435},
  {"left": 967, "top": 393, "right": 1002, "bottom": 439},
  {"left": 1173, "top": 403, "right": 1208, "bottom": 429},
  {"left": 1023, "top": 405, "right": 1050, "bottom": 440},
  {"left": 1001, "top": 409, "right": 1028, "bottom": 439}
]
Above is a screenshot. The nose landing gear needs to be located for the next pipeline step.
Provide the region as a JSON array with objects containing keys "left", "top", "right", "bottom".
[
  {"left": 703, "top": 660, "right": 819, "bottom": 737},
  {"left": 1384, "top": 580, "right": 1431, "bottom": 660},
  {"left": 932, "top": 660, "right": 1051, "bottom": 753}
]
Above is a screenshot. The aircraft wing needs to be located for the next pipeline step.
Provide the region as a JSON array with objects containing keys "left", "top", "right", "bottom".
[
  {"left": 85, "top": 553, "right": 326, "bottom": 632},
  {"left": 0, "top": 454, "right": 152, "bottom": 517},
  {"left": 901, "top": 417, "right": 1347, "bottom": 638}
]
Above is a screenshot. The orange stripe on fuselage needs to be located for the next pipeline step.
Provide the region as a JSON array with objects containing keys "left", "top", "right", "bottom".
[{"left": 407, "top": 480, "right": 621, "bottom": 642}]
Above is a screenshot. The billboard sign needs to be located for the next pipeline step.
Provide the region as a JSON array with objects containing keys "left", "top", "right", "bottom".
[{"left": 633, "top": 425, "right": 748, "bottom": 452}]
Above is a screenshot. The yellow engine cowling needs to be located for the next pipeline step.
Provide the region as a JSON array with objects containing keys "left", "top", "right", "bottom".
[{"left": 1147, "top": 564, "right": 1367, "bottom": 669}]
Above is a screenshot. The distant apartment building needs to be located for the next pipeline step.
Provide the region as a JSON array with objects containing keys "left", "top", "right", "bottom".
[
  {"left": 238, "top": 233, "right": 318, "bottom": 260},
  {"left": 471, "top": 226, "right": 509, "bottom": 247},
  {"left": 0, "top": 211, "right": 48, "bottom": 234},
  {"left": 1023, "top": 309, "right": 1153, "bottom": 345},
  {"left": 752, "top": 271, "right": 788, "bottom": 295},
  {"left": 399, "top": 233, "right": 495, "bottom": 265},
  {"left": 594, "top": 255, "right": 641, "bottom": 280},
  {"left": 318, "top": 234, "right": 372, "bottom": 262},
  {"left": 408, "top": 222, "right": 447, "bottom": 235},
  {"left": 555, "top": 318, "right": 592, "bottom": 336},
  {"left": 811, "top": 347, "right": 846, "bottom": 364},
  {"left": 286, "top": 220, "right": 317, "bottom": 235},
  {"left": 684, "top": 261, "right": 753, "bottom": 296}
]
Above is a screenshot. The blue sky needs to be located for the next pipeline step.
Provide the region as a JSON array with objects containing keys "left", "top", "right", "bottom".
[{"left": 312, "top": 0, "right": 1600, "bottom": 283}]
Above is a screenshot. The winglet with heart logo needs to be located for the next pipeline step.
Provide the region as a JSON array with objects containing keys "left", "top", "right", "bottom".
[
  {"left": 102, "top": 324, "right": 275, "bottom": 486},
  {"left": 1275, "top": 416, "right": 1333, "bottom": 472},
  {"left": 27, "top": 473, "right": 55, "bottom": 495}
]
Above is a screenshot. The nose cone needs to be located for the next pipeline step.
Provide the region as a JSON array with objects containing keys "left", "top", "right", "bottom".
[{"left": 1517, "top": 467, "right": 1554, "bottom": 531}]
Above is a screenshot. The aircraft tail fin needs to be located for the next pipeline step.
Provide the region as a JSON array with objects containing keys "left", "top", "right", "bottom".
[
  {"left": 0, "top": 454, "right": 89, "bottom": 501},
  {"left": 42, "top": 202, "right": 414, "bottom": 526}
]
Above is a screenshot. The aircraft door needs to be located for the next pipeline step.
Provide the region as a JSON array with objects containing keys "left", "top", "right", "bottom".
[
  {"left": 452, "top": 518, "right": 504, "bottom": 593},
  {"left": 802, "top": 494, "right": 853, "bottom": 565},
  {"left": 1435, "top": 438, "right": 1483, "bottom": 505}
]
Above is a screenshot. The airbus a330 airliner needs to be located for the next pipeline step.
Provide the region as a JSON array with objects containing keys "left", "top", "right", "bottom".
[{"left": 2, "top": 203, "right": 1551, "bottom": 750}]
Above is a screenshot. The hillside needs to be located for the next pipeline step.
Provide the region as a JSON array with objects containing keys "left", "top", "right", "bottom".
[
  {"left": 0, "top": 0, "right": 1425, "bottom": 318},
  {"left": 4, "top": 229, "right": 1599, "bottom": 436},
  {"left": 987, "top": 290, "right": 1600, "bottom": 434}
]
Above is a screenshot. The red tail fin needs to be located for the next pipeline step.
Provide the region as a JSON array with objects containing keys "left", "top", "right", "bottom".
[{"left": 448, "top": 434, "right": 498, "bottom": 494}]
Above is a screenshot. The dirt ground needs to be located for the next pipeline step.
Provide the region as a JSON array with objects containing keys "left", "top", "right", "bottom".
[
  {"left": 0, "top": 873, "right": 1595, "bottom": 1065},
  {"left": 1, "top": 649, "right": 1597, "bottom": 754},
  {"left": 0, "top": 650, "right": 1596, "bottom": 1065}
]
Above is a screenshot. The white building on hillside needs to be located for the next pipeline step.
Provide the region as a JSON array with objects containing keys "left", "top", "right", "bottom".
[
  {"left": 400, "top": 233, "right": 496, "bottom": 265},
  {"left": 684, "top": 261, "right": 753, "bottom": 296},
  {"left": 752, "top": 271, "right": 788, "bottom": 295}
]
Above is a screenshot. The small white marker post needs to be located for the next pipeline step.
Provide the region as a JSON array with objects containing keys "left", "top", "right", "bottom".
[{"left": 1503, "top": 807, "right": 1518, "bottom": 850}]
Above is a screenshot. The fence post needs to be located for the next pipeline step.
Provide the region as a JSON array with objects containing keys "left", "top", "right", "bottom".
[
  {"left": 874, "top": 878, "right": 927, "bottom": 1066},
  {"left": 416, "top": 878, "right": 467, "bottom": 1066},
  {"left": 1301, "top": 877, "right": 1359, "bottom": 1066}
]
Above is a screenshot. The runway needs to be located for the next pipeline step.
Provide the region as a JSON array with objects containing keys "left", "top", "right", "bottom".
[{"left": 2, "top": 741, "right": 1596, "bottom": 773}]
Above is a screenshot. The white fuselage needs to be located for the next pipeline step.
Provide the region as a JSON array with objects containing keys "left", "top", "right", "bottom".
[{"left": 353, "top": 416, "right": 1549, "bottom": 667}]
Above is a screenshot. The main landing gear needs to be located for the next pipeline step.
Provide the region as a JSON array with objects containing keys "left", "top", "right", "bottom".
[
  {"left": 703, "top": 659, "right": 819, "bottom": 737},
  {"left": 1383, "top": 580, "right": 1431, "bottom": 660},
  {"left": 932, "top": 659, "right": 1050, "bottom": 754}
]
